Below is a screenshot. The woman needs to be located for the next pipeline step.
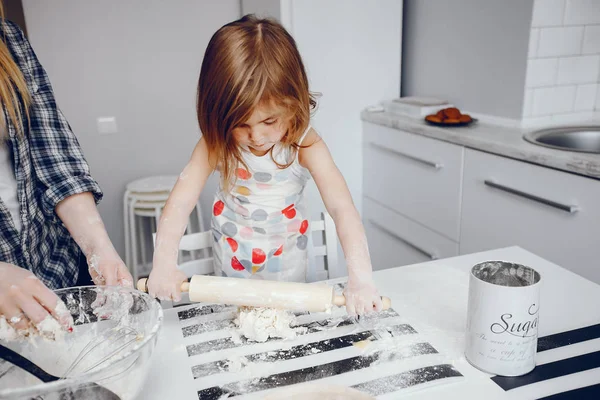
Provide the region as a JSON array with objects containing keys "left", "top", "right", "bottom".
[{"left": 0, "top": 10, "right": 131, "bottom": 336}]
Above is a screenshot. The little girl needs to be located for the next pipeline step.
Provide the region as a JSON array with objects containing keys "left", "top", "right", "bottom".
[{"left": 147, "top": 14, "right": 382, "bottom": 316}]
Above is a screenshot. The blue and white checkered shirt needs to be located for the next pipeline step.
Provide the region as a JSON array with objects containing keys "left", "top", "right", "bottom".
[{"left": 0, "top": 20, "right": 103, "bottom": 289}]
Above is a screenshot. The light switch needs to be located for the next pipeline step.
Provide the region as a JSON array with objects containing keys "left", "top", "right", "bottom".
[{"left": 97, "top": 117, "right": 118, "bottom": 134}]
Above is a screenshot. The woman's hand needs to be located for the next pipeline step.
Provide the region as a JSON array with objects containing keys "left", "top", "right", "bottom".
[
  {"left": 87, "top": 246, "right": 133, "bottom": 287},
  {"left": 55, "top": 192, "right": 133, "bottom": 287},
  {"left": 0, "top": 263, "right": 73, "bottom": 338}
]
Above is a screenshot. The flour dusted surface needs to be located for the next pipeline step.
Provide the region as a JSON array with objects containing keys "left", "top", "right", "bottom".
[{"left": 233, "top": 306, "right": 303, "bottom": 343}]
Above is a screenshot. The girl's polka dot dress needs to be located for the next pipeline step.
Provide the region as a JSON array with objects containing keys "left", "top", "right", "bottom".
[{"left": 211, "top": 127, "right": 312, "bottom": 282}]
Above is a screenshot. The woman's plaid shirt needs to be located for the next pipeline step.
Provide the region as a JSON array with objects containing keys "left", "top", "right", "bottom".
[{"left": 0, "top": 20, "right": 102, "bottom": 289}]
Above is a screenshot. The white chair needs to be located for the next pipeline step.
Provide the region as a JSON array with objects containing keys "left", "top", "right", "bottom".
[
  {"left": 308, "top": 211, "right": 339, "bottom": 282},
  {"left": 170, "top": 230, "right": 215, "bottom": 277},
  {"left": 153, "top": 211, "right": 338, "bottom": 309},
  {"left": 123, "top": 175, "right": 205, "bottom": 282}
]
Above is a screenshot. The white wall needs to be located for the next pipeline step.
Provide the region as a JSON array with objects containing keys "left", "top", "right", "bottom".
[
  {"left": 241, "top": 0, "right": 282, "bottom": 21},
  {"left": 291, "top": 0, "right": 402, "bottom": 226},
  {"left": 523, "top": 0, "right": 600, "bottom": 126},
  {"left": 22, "top": 0, "right": 240, "bottom": 259},
  {"left": 401, "top": 0, "right": 533, "bottom": 119}
]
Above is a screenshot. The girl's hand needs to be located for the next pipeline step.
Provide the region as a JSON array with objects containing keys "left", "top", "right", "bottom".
[
  {"left": 299, "top": 130, "right": 382, "bottom": 316},
  {"left": 146, "top": 137, "right": 213, "bottom": 302},
  {"left": 343, "top": 279, "right": 383, "bottom": 317},
  {"left": 147, "top": 266, "right": 188, "bottom": 302}
]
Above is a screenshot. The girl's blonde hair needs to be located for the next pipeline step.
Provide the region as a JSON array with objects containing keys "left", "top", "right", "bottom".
[
  {"left": 0, "top": 2, "right": 30, "bottom": 139},
  {"left": 196, "top": 14, "right": 317, "bottom": 190}
]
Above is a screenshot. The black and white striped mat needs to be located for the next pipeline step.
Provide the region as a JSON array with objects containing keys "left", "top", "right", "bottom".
[
  {"left": 169, "top": 278, "right": 600, "bottom": 400},
  {"left": 491, "top": 323, "right": 600, "bottom": 400},
  {"left": 175, "top": 283, "right": 464, "bottom": 399}
]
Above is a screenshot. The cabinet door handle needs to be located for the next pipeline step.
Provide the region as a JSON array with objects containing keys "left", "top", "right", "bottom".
[
  {"left": 369, "top": 142, "right": 443, "bottom": 170},
  {"left": 369, "top": 220, "right": 438, "bottom": 260},
  {"left": 484, "top": 180, "right": 579, "bottom": 213}
]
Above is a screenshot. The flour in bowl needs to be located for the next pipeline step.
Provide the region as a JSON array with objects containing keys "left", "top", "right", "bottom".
[
  {"left": 0, "top": 300, "right": 72, "bottom": 342},
  {"left": 0, "top": 317, "right": 19, "bottom": 341}
]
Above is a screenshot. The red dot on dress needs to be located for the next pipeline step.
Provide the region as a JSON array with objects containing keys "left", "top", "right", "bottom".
[
  {"left": 231, "top": 256, "right": 245, "bottom": 271},
  {"left": 252, "top": 248, "right": 266, "bottom": 264},
  {"left": 213, "top": 200, "right": 224, "bottom": 216}
]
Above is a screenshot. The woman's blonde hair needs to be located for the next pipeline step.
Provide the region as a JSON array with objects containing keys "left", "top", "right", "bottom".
[
  {"left": 0, "top": 2, "right": 30, "bottom": 139},
  {"left": 197, "top": 14, "right": 317, "bottom": 191}
]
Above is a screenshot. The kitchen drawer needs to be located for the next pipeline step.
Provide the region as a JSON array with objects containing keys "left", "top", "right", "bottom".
[
  {"left": 460, "top": 149, "right": 600, "bottom": 284},
  {"left": 363, "top": 122, "right": 464, "bottom": 241},
  {"left": 364, "top": 197, "right": 459, "bottom": 271}
]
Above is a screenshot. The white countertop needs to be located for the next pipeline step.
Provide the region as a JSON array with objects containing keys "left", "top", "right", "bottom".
[
  {"left": 361, "top": 110, "right": 600, "bottom": 180},
  {"left": 138, "top": 246, "right": 600, "bottom": 399}
]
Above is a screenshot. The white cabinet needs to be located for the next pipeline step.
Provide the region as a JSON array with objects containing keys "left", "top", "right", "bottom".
[
  {"left": 364, "top": 198, "right": 458, "bottom": 271},
  {"left": 363, "top": 122, "right": 464, "bottom": 241},
  {"left": 362, "top": 122, "right": 600, "bottom": 284},
  {"left": 460, "top": 149, "right": 600, "bottom": 283},
  {"left": 362, "top": 122, "right": 462, "bottom": 269}
]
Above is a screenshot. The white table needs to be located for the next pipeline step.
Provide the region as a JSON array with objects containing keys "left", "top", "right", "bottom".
[{"left": 138, "top": 246, "right": 600, "bottom": 399}]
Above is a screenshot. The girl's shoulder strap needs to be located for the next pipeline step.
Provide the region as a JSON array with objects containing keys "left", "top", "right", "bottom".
[
  {"left": 298, "top": 124, "right": 312, "bottom": 146},
  {"left": 293, "top": 124, "right": 312, "bottom": 165}
]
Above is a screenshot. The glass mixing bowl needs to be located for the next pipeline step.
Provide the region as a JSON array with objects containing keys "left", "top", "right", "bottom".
[{"left": 0, "top": 285, "right": 163, "bottom": 400}]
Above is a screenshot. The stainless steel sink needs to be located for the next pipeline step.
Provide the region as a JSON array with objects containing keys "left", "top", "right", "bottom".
[{"left": 523, "top": 126, "right": 600, "bottom": 154}]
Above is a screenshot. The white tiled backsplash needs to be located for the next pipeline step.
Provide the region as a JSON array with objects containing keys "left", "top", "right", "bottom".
[{"left": 523, "top": 0, "right": 600, "bottom": 125}]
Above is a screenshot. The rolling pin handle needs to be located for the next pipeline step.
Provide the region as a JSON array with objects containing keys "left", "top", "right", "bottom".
[
  {"left": 381, "top": 296, "right": 392, "bottom": 310},
  {"left": 333, "top": 294, "right": 346, "bottom": 306},
  {"left": 136, "top": 278, "right": 148, "bottom": 293},
  {"left": 181, "top": 281, "right": 190, "bottom": 293}
]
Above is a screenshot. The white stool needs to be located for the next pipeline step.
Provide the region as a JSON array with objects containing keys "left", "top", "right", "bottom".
[{"left": 123, "top": 176, "right": 206, "bottom": 282}]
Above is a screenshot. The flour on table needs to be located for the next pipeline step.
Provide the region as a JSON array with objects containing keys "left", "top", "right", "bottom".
[
  {"left": 223, "top": 355, "right": 279, "bottom": 382},
  {"left": 230, "top": 328, "right": 243, "bottom": 344},
  {"left": 233, "top": 306, "right": 303, "bottom": 343},
  {"left": 225, "top": 355, "right": 248, "bottom": 373}
]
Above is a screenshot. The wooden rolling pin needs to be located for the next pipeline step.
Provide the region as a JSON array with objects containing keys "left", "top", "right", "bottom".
[{"left": 137, "top": 275, "right": 391, "bottom": 313}]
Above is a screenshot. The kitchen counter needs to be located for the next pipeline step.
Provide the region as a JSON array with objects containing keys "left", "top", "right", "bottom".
[
  {"left": 361, "top": 109, "right": 600, "bottom": 180},
  {"left": 138, "top": 246, "right": 600, "bottom": 399}
]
